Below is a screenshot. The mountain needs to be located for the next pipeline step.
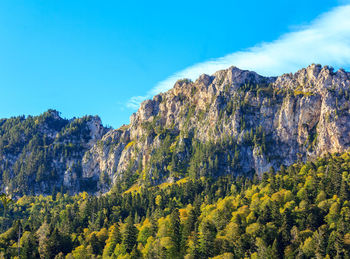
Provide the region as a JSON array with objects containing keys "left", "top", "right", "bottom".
[
  {"left": 0, "top": 110, "right": 108, "bottom": 195},
  {"left": 1, "top": 64, "right": 350, "bottom": 258},
  {"left": 2, "top": 64, "right": 350, "bottom": 196},
  {"left": 83, "top": 64, "right": 350, "bottom": 191},
  {"left": 1, "top": 144, "right": 350, "bottom": 258}
]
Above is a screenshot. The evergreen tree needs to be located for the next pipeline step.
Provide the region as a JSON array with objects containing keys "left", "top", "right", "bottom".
[
  {"left": 21, "top": 231, "right": 39, "bottom": 259},
  {"left": 314, "top": 226, "right": 327, "bottom": 259},
  {"left": 199, "top": 220, "right": 217, "bottom": 258},
  {"left": 122, "top": 216, "right": 138, "bottom": 253},
  {"left": 270, "top": 238, "right": 280, "bottom": 259},
  {"left": 103, "top": 223, "right": 122, "bottom": 257},
  {"left": 169, "top": 209, "right": 182, "bottom": 258}
]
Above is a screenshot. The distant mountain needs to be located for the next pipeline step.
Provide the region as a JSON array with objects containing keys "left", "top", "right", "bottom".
[
  {"left": 0, "top": 110, "right": 108, "bottom": 195},
  {"left": 2, "top": 64, "right": 350, "bottom": 196}
]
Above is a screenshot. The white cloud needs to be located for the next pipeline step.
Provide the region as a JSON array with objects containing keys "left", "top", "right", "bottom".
[{"left": 127, "top": 4, "right": 350, "bottom": 110}]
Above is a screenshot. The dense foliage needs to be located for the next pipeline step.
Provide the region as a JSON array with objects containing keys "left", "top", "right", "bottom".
[
  {"left": 1, "top": 152, "right": 350, "bottom": 258},
  {"left": 0, "top": 110, "right": 105, "bottom": 195}
]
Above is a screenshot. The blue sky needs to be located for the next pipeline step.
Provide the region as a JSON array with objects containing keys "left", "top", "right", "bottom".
[{"left": 0, "top": 0, "right": 349, "bottom": 128}]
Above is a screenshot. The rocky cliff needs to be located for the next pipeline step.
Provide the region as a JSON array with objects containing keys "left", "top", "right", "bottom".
[
  {"left": 2, "top": 64, "right": 350, "bottom": 195},
  {"left": 82, "top": 64, "right": 350, "bottom": 190},
  {"left": 0, "top": 110, "right": 108, "bottom": 195}
]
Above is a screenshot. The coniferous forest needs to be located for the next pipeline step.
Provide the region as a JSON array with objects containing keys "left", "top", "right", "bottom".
[
  {"left": 3, "top": 0, "right": 350, "bottom": 257},
  {"left": 2, "top": 65, "right": 350, "bottom": 258},
  {"left": 1, "top": 152, "right": 350, "bottom": 258}
]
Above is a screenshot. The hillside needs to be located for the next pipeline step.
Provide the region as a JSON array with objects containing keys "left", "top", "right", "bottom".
[
  {"left": 0, "top": 151, "right": 349, "bottom": 258},
  {"left": 0, "top": 64, "right": 350, "bottom": 258},
  {"left": 1, "top": 64, "right": 350, "bottom": 196},
  {"left": 0, "top": 110, "right": 108, "bottom": 195}
]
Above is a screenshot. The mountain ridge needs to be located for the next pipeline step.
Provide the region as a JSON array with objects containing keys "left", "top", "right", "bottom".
[
  {"left": 2, "top": 64, "right": 350, "bottom": 195},
  {"left": 0, "top": 110, "right": 108, "bottom": 195},
  {"left": 83, "top": 64, "right": 350, "bottom": 186}
]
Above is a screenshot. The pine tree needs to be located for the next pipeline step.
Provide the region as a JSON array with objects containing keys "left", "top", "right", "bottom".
[
  {"left": 315, "top": 226, "right": 327, "bottom": 259},
  {"left": 339, "top": 177, "right": 349, "bottom": 202},
  {"left": 89, "top": 233, "right": 100, "bottom": 255},
  {"left": 280, "top": 208, "right": 293, "bottom": 248},
  {"left": 334, "top": 230, "right": 345, "bottom": 259},
  {"left": 169, "top": 209, "right": 182, "bottom": 258},
  {"left": 122, "top": 216, "right": 138, "bottom": 253},
  {"left": 21, "top": 231, "right": 39, "bottom": 258},
  {"left": 36, "top": 222, "right": 51, "bottom": 259},
  {"left": 270, "top": 239, "right": 280, "bottom": 259},
  {"left": 189, "top": 225, "right": 200, "bottom": 259},
  {"left": 199, "top": 220, "right": 217, "bottom": 258}
]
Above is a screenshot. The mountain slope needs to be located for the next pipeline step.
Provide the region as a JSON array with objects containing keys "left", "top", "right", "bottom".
[
  {"left": 1, "top": 149, "right": 350, "bottom": 258},
  {"left": 0, "top": 110, "right": 108, "bottom": 195},
  {"left": 83, "top": 64, "right": 350, "bottom": 190},
  {"left": 1, "top": 64, "right": 350, "bottom": 196}
]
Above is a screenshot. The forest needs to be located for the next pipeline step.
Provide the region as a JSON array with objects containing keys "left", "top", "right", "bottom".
[
  {"left": 0, "top": 110, "right": 106, "bottom": 196},
  {"left": 0, "top": 151, "right": 350, "bottom": 258}
]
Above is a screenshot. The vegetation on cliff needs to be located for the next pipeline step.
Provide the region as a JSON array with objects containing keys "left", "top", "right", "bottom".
[
  {"left": 0, "top": 110, "right": 107, "bottom": 195},
  {"left": 1, "top": 65, "right": 350, "bottom": 258},
  {"left": 0, "top": 152, "right": 350, "bottom": 258}
]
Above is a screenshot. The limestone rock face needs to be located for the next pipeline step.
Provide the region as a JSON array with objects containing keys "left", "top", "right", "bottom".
[
  {"left": 82, "top": 64, "right": 350, "bottom": 189},
  {"left": 4, "top": 64, "right": 350, "bottom": 196}
]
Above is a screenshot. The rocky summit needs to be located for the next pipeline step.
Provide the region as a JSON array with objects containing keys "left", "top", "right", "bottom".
[
  {"left": 2, "top": 64, "right": 350, "bottom": 195},
  {"left": 82, "top": 64, "right": 350, "bottom": 191}
]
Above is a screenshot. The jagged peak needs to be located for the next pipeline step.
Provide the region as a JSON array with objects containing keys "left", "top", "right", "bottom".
[
  {"left": 195, "top": 73, "right": 214, "bottom": 86},
  {"left": 129, "top": 64, "right": 350, "bottom": 130},
  {"left": 174, "top": 78, "right": 193, "bottom": 87},
  {"left": 285, "top": 63, "right": 350, "bottom": 80},
  {"left": 275, "top": 64, "right": 350, "bottom": 92}
]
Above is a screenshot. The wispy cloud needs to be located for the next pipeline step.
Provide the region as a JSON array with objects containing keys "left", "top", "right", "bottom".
[{"left": 127, "top": 4, "right": 350, "bottom": 110}]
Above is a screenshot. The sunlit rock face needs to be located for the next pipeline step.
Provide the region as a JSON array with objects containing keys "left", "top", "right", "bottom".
[
  {"left": 3, "top": 64, "right": 350, "bottom": 195},
  {"left": 83, "top": 64, "right": 350, "bottom": 188}
]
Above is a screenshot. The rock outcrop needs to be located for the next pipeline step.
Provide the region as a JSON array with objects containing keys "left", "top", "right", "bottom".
[
  {"left": 82, "top": 64, "right": 350, "bottom": 188},
  {"left": 0, "top": 110, "right": 109, "bottom": 195},
  {"left": 2, "top": 64, "right": 350, "bottom": 195}
]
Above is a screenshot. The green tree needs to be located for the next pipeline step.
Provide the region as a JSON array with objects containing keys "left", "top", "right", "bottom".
[
  {"left": 103, "top": 223, "right": 122, "bottom": 258},
  {"left": 199, "top": 220, "right": 217, "bottom": 258},
  {"left": 36, "top": 222, "right": 51, "bottom": 259},
  {"left": 0, "top": 193, "right": 13, "bottom": 218},
  {"left": 122, "top": 216, "right": 138, "bottom": 253},
  {"left": 21, "top": 231, "right": 39, "bottom": 259},
  {"left": 169, "top": 209, "right": 182, "bottom": 258}
]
